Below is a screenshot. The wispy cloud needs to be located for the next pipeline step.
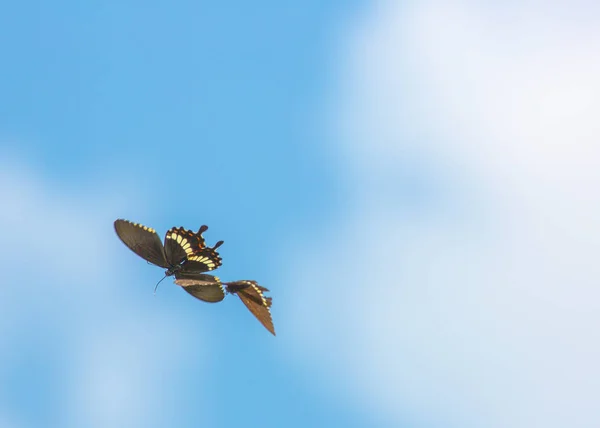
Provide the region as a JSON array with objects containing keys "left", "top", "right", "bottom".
[
  {"left": 0, "top": 155, "right": 215, "bottom": 428},
  {"left": 283, "top": 2, "right": 600, "bottom": 427}
]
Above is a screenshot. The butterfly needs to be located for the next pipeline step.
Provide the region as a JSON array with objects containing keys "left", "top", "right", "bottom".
[
  {"left": 174, "top": 273, "right": 275, "bottom": 336},
  {"left": 114, "top": 219, "right": 223, "bottom": 276},
  {"left": 226, "top": 280, "right": 274, "bottom": 336}
]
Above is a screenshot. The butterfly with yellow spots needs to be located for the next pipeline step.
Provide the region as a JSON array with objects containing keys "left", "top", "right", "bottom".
[
  {"left": 114, "top": 219, "right": 223, "bottom": 277},
  {"left": 173, "top": 273, "right": 276, "bottom": 336}
]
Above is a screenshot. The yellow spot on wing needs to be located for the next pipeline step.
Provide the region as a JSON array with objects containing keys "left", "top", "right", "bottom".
[
  {"left": 252, "top": 284, "right": 269, "bottom": 308},
  {"left": 129, "top": 221, "right": 155, "bottom": 233}
]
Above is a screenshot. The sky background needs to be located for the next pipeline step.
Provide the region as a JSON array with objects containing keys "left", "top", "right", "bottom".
[{"left": 1, "top": 1, "right": 599, "bottom": 427}]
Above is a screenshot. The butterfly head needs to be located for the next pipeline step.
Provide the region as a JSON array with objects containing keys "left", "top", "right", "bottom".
[{"left": 165, "top": 264, "right": 182, "bottom": 277}]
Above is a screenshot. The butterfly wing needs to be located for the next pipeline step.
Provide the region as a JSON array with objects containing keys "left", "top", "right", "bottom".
[
  {"left": 182, "top": 246, "right": 223, "bottom": 273},
  {"left": 164, "top": 227, "right": 198, "bottom": 266},
  {"left": 114, "top": 219, "right": 169, "bottom": 268},
  {"left": 226, "top": 280, "right": 275, "bottom": 335},
  {"left": 194, "top": 225, "right": 209, "bottom": 249},
  {"left": 180, "top": 227, "right": 222, "bottom": 273},
  {"left": 174, "top": 273, "right": 225, "bottom": 303}
]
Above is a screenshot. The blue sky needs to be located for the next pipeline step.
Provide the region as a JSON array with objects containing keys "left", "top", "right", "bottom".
[
  {"left": 1, "top": 1, "right": 371, "bottom": 427},
  {"left": 2, "top": 1, "right": 600, "bottom": 428}
]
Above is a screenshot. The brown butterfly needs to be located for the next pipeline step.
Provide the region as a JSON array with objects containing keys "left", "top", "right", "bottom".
[
  {"left": 225, "top": 280, "right": 275, "bottom": 336},
  {"left": 114, "top": 219, "right": 223, "bottom": 275},
  {"left": 174, "top": 274, "right": 275, "bottom": 336}
]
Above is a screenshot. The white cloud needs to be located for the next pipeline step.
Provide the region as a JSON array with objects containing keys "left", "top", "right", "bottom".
[{"left": 284, "top": 2, "right": 600, "bottom": 427}]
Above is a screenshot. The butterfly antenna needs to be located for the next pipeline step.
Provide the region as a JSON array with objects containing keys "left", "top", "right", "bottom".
[{"left": 154, "top": 275, "right": 168, "bottom": 295}]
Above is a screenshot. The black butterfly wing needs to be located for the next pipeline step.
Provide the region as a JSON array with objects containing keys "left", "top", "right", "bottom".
[
  {"left": 182, "top": 244, "right": 223, "bottom": 273},
  {"left": 194, "top": 225, "right": 209, "bottom": 249},
  {"left": 174, "top": 273, "right": 225, "bottom": 303},
  {"left": 226, "top": 280, "right": 275, "bottom": 336},
  {"left": 114, "top": 219, "right": 169, "bottom": 268},
  {"left": 164, "top": 227, "right": 198, "bottom": 266}
]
